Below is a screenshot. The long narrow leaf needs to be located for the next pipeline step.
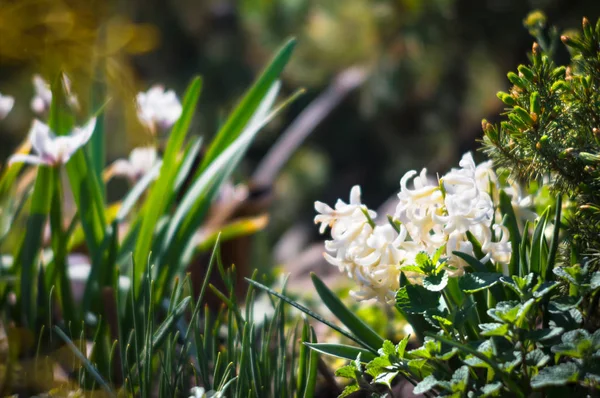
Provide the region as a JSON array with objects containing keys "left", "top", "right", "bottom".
[
  {"left": 245, "top": 278, "right": 375, "bottom": 351},
  {"left": 311, "top": 273, "right": 384, "bottom": 351},
  {"left": 198, "top": 38, "right": 296, "bottom": 174}
]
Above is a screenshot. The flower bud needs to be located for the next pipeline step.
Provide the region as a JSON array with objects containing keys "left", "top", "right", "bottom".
[
  {"left": 551, "top": 66, "right": 566, "bottom": 79},
  {"left": 507, "top": 72, "right": 525, "bottom": 89},
  {"left": 497, "top": 91, "right": 516, "bottom": 106},
  {"left": 513, "top": 106, "right": 535, "bottom": 125},
  {"left": 551, "top": 80, "right": 568, "bottom": 92},
  {"left": 518, "top": 65, "right": 535, "bottom": 81},
  {"left": 582, "top": 17, "right": 592, "bottom": 37},
  {"left": 530, "top": 92, "right": 541, "bottom": 115}
]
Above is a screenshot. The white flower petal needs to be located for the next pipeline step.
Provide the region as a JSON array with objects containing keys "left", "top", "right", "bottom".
[
  {"left": 8, "top": 154, "right": 50, "bottom": 166},
  {"left": 29, "top": 120, "right": 54, "bottom": 156},
  {"left": 0, "top": 93, "right": 14, "bottom": 119}
]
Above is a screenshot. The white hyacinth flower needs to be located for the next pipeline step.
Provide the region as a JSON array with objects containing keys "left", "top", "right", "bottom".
[
  {"left": 313, "top": 151, "right": 531, "bottom": 304},
  {"left": 9, "top": 118, "right": 96, "bottom": 167},
  {"left": 0, "top": 92, "right": 14, "bottom": 119},
  {"left": 136, "top": 85, "right": 182, "bottom": 132},
  {"left": 112, "top": 146, "right": 160, "bottom": 181},
  {"left": 314, "top": 185, "right": 376, "bottom": 234}
]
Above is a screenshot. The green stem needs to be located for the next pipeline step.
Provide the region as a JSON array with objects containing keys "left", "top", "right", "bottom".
[
  {"left": 49, "top": 168, "right": 80, "bottom": 334},
  {"left": 19, "top": 166, "right": 53, "bottom": 328}
]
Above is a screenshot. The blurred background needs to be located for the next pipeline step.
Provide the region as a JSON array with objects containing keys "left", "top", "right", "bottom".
[{"left": 0, "top": 0, "right": 598, "bottom": 289}]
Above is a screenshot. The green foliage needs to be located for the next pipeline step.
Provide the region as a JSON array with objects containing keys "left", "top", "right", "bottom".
[
  {"left": 0, "top": 40, "right": 314, "bottom": 397},
  {"left": 482, "top": 14, "right": 600, "bottom": 268}
]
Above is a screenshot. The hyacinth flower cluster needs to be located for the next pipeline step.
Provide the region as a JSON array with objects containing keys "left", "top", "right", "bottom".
[{"left": 315, "top": 153, "right": 534, "bottom": 303}]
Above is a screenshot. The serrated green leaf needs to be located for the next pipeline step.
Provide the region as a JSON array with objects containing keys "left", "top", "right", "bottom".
[
  {"left": 380, "top": 340, "right": 395, "bottom": 356},
  {"left": 526, "top": 327, "right": 564, "bottom": 342},
  {"left": 526, "top": 349, "right": 550, "bottom": 368},
  {"left": 396, "top": 284, "right": 441, "bottom": 314},
  {"left": 423, "top": 270, "right": 448, "bottom": 292},
  {"left": 488, "top": 301, "right": 521, "bottom": 324},
  {"left": 531, "top": 363, "right": 579, "bottom": 388},
  {"left": 373, "top": 370, "right": 399, "bottom": 388},
  {"left": 335, "top": 364, "right": 358, "bottom": 380},
  {"left": 396, "top": 336, "right": 410, "bottom": 358},
  {"left": 479, "top": 323, "right": 510, "bottom": 337},
  {"left": 414, "top": 375, "right": 440, "bottom": 395},
  {"left": 338, "top": 383, "right": 360, "bottom": 398},
  {"left": 480, "top": 382, "right": 503, "bottom": 397}
]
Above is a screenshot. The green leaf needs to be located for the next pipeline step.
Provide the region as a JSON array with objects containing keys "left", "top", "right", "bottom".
[
  {"left": 115, "top": 161, "right": 162, "bottom": 223},
  {"left": 199, "top": 39, "right": 296, "bottom": 173},
  {"left": 544, "top": 195, "right": 562, "bottom": 281},
  {"left": 459, "top": 272, "right": 502, "bottom": 293},
  {"left": 499, "top": 190, "right": 521, "bottom": 276},
  {"left": 395, "top": 283, "right": 441, "bottom": 314},
  {"left": 18, "top": 166, "right": 53, "bottom": 326},
  {"left": 452, "top": 251, "right": 494, "bottom": 273},
  {"left": 373, "top": 369, "right": 399, "bottom": 388},
  {"left": 530, "top": 208, "right": 550, "bottom": 275},
  {"left": 54, "top": 326, "right": 116, "bottom": 397},
  {"left": 590, "top": 272, "right": 600, "bottom": 290},
  {"left": 335, "top": 364, "right": 359, "bottom": 379},
  {"left": 414, "top": 375, "right": 440, "bottom": 395},
  {"left": 426, "top": 332, "right": 525, "bottom": 397},
  {"left": 480, "top": 382, "right": 503, "bottom": 397},
  {"left": 415, "top": 252, "right": 430, "bottom": 268},
  {"left": 488, "top": 301, "right": 521, "bottom": 324},
  {"left": 479, "top": 323, "right": 510, "bottom": 337},
  {"left": 132, "top": 76, "right": 202, "bottom": 289},
  {"left": 246, "top": 278, "right": 375, "bottom": 350},
  {"left": 399, "top": 265, "right": 425, "bottom": 274},
  {"left": 338, "top": 383, "right": 360, "bottom": 398},
  {"left": 423, "top": 270, "right": 449, "bottom": 292},
  {"left": 526, "top": 327, "right": 564, "bottom": 342},
  {"left": 158, "top": 82, "right": 285, "bottom": 296},
  {"left": 530, "top": 363, "right": 579, "bottom": 389},
  {"left": 380, "top": 340, "right": 395, "bottom": 356},
  {"left": 310, "top": 273, "right": 384, "bottom": 351},
  {"left": 365, "top": 356, "right": 392, "bottom": 377},
  {"left": 396, "top": 336, "right": 410, "bottom": 358},
  {"left": 304, "top": 343, "right": 377, "bottom": 362},
  {"left": 526, "top": 349, "right": 550, "bottom": 368},
  {"left": 450, "top": 366, "right": 469, "bottom": 392}
]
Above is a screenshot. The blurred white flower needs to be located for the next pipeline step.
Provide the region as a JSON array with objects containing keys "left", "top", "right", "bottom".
[
  {"left": 136, "top": 85, "right": 182, "bottom": 132},
  {"left": 9, "top": 118, "right": 96, "bottom": 167},
  {"left": 31, "top": 74, "right": 79, "bottom": 115},
  {"left": 189, "top": 386, "right": 222, "bottom": 398},
  {"left": 0, "top": 92, "right": 14, "bottom": 119},
  {"left": 112, "top": 146, "right": 160, "bottom": 181},
  {"left": 189, "top": 387, "right": 207, "bottom": 398}
]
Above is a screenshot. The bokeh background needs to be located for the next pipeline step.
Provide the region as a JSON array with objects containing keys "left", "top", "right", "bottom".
[{"left": 0, "top": 0, "right": 599, "bottom": 285}]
